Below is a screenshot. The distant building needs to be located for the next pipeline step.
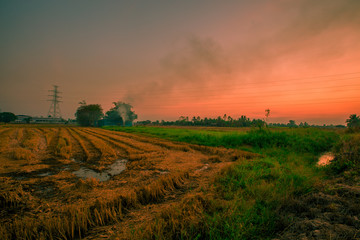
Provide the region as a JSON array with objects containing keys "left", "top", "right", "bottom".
[
  {"left": 31, "top": 117, "right": 65, "bottom": 124},
  {"left": 14, "top": 115, "right": 66, "bottom": 124},
  {"left": 14, "top": 115, "right": 32, "bottom": 123}
]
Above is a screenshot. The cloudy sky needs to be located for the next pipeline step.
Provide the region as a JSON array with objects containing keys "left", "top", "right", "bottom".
[{"left": 1, "top": 0, "right": 359, "bottom": 124}]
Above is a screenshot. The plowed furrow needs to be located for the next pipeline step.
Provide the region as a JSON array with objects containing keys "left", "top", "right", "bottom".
[
  {"left": 0, "top": 127, "right": 10, "bottom": 136},
  {"left": 101, "top": 129, "right": 234, "bottom": 156},
  {"left": 8, "top": 128, "right": 24, "bottom": 149},
  {"left": 82, "top": 128, "right": 148, "bottom": 154},
  {"left": 87, "top": 128, "right": 164, "bottom": 153},
  {"left": 46, "top": 127, "right": 60, "bottom": 157},
  {"left": 97, "top": 129, "right": 191, "bottom": 152},
  {"left": 0, "top": 128, "right": 16, "bottom": 153},
  {"left": 14, "top": 128, "right": 25, "bottom": 146},
  {"left": 42, "top": 127, "right": 60, "bottom": 149},
  {"left": 36, "top": 127, "right": 49, "bottom": 146},
  {"left": 71, "top": 128, "right": 110, "bottom": 163},
  {"left": 77, "top": 128, "right": 129, "bottom": 159},
  {"left": 65, "top": 128, "right": 89, "bottom": 161},
  {"left": 31, "top": 128, "right": 48, "bottom": 152},
  {"left": 22, "top": 128, "right": 41, "bottom": 152}
]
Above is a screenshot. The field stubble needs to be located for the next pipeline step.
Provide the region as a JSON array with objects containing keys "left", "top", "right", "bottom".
[{"left": 0, "top": 125, "right": 255, "bottom": 239}]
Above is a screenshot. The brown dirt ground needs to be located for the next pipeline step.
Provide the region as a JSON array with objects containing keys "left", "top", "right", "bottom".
[{"left": 274, "top": 174, "right": 360, "bottom": 240}]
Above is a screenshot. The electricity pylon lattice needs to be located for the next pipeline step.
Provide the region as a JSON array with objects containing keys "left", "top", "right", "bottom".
[{"left": 47, "top": 85, "right": 62, "bottom": 118}]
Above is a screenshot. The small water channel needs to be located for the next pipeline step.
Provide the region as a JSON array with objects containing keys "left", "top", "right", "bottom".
[
  {"left": 72, "top": 159, "right": 128, "bottom": 182},
  {"left": 317, "top": 153, "right": 335, "bottom": 166}
]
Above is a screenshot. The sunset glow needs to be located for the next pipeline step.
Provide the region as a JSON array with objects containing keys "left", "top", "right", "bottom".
[{"left": 1, "top": 1, "right": 359, "bottom": 124}]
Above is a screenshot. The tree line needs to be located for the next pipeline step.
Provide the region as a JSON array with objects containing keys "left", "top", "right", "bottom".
[
  {"left": 137, "top": 115, "right": 265, "bottom": 128},
  {"left": 0, "top": 112, "right": 17, "bottom": 123},
  {"left": 136, "top": 114, "right": 352, "bottom": 129},
  {"left": 1, "top": 104, "right": 359, "bottom": 131},
  {"left": 75, "top": 101, "right": 137, "bottom": 127}
]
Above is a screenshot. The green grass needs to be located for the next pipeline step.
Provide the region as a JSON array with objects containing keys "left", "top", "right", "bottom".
[
  {"left": 208, "top": 151, "right": 319, "bottom": 239},
  {"left": 326, "top": 132, "right": 360, "bottom": 175},
  {"left": 103, "top": 126, "right": 339, "bottom": 155},
  {"left": 105, "top": 126, "right": 341, "bottom": 239}
]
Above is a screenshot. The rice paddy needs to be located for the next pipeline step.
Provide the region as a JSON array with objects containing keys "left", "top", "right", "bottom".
[{"left": 0, "top": 125, "right": 254, "bottom": 239}]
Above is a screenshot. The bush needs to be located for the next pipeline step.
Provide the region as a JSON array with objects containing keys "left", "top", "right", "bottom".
[{"left": 328, "top": 134, "right": 360, "bottom": 174}]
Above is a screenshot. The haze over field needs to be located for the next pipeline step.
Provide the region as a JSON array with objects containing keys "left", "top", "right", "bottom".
[{"left": 1, "top": 0, "right": 359, "bottom": 124}]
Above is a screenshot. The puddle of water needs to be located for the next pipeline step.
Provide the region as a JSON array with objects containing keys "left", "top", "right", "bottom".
[
  {"left": 318, "top": 153, "right": 335, "bottom": 166},
  {"left": 196, "top": 164, "right": 209, "bottom": 172},
  {"left": 72, "top": 159, "right": 128, "bottom": 182},
  {"left": 71, "top": 158, "right": 82, "bottom": 163},
  {"left": 73, "top": 168, "right": 111, "bottom": 182},
  {"left": 38, "top": 172, "right": 53, "bottom": 177},
  {"left": 106, "top": 159, "right": 128, "bottom": 176}
]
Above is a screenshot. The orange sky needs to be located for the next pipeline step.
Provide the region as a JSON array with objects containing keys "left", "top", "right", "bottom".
[{"left": 1, "top": 0, "right": 359, "bottom": 125}]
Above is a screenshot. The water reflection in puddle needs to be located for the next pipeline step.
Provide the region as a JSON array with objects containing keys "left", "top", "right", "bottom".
[
  {"left": 318, "top": 153, "right": 335, "bottom": 166},
  {"left": 37, "top": 172, "right": 54, "bottom": 177},
  {"left": 106, "top": 159, "right": 128, "bottom": 176},
  {"left": 73, "top": 168, "right": 111, "bottom": 181},
  {"left": 72, "top": 159, "right": 128, "bottom": 182}
]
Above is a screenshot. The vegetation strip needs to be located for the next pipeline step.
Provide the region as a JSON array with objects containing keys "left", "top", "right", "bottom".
[{"left": 104, "top": 126, "right": 357, "bottom": 239}]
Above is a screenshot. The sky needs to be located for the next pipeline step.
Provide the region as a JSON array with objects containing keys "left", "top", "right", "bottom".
[{"left": 1, "top": 0, "right": 360, "bottom": 125}]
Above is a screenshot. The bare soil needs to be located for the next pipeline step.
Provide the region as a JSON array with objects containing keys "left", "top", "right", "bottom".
[{"left": 275, "top": 175, "right": 360, "bottom": 240}]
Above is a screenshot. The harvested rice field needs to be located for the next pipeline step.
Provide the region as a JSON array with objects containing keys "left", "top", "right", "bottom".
[{"left": 0, "top": 125, "right": 255, "bottom": 239}]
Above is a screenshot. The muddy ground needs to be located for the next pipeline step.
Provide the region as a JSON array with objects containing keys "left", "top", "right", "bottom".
[{"left": 274, "top": 174, "right": 360, "bottom": 240}]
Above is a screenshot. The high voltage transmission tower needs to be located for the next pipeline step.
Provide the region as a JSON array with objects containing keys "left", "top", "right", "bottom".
[{"left": 47, "top": 85, "right": 62, "bottom": 118}]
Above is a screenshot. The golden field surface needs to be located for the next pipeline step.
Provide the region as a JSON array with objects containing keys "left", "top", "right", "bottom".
[{"left": 0, "top": 125, "right": 255, "bottom": 239}]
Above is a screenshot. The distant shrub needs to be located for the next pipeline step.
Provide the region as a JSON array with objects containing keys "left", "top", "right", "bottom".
[
  {"left": 346, "top": 114, "right": 360, "bottom": 133},
  {"left": 328, "top": 134, "right": 360, "bottom": 174}
]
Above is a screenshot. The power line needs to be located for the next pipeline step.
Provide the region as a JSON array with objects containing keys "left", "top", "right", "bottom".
[
  {"left": 138, "top": 96, "right": 360, "bottom": 109},
  {"left": 107, "top": 72, "right": 360, "bottom": 95},
  {"left": 112, "top": 82, "right": 360, "bottom": 105},
  {"left": 47, "top": 85, "right": 62, "bottom": 118},
  {"left": 142, "top": 83, "right": 360, "bottom": 101}
]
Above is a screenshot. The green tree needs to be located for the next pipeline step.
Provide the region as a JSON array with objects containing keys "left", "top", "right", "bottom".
[
  {"left": 287, "top": 120, "right": 297, "bottom": 128},
  {"left": 24, "top": 117, "right": 32, "bottom": 124},
  {"left": 105, "top": 101, "right": 137, "bottom": 126},
  {"left": 252, "top": 119, "right": 266, "bottom": 130},
  {"left": 346, "top": 114, "right": 360, "bottom": 132},
  {"left": 75, "top": 104, "right": 103, "bottom": 126},
  {"left": 0, "top": 112, "right": 17, "bottom": 123}
]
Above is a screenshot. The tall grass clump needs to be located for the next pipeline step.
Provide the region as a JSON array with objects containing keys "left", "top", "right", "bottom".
[{"left": 327, "top": 133, "right": 360, "bottom": 174}]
